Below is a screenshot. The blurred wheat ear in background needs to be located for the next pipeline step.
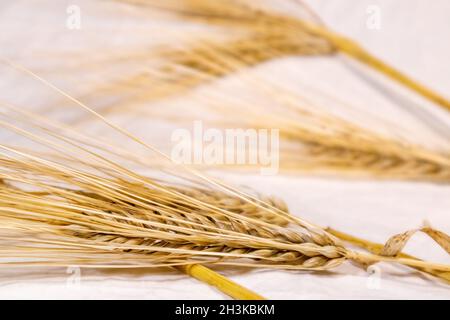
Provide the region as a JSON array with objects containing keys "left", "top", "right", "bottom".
[
  {"left": 0, "top": 60, "right": 449, "bottom": 297},
  {"left": 56, "top": 0, "right": 449, "bottom": 183}
]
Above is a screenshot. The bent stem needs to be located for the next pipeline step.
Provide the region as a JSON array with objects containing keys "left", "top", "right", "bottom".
[{"left": 328, "top": 228, "right": 450, "bottom": 284}]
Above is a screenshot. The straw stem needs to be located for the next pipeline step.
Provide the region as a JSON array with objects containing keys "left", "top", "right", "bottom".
[
  {"left": 177, "top": 264, "right": 266, "bottom": 300},
  {"left": 300, "top": 21, "right": 450, "bottom": 113}
]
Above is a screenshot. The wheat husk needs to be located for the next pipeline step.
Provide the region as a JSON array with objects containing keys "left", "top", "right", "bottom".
[{"left": 0, "top": 62, "right": 449, "bottom": 285}]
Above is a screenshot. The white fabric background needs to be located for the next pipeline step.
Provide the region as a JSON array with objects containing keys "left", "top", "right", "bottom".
[{"left": 0, "top": 0, "right": 449, "bottom": 299}]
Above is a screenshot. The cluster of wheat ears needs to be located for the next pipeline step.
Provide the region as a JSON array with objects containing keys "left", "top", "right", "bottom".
[{"left": 0, "top": 0, "right": 449, "bottom": 299}]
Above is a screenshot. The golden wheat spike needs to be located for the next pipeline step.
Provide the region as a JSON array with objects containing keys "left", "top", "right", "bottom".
[
  {"left": 0, "top": 61, "right": 449, "bottom": 291},
  {"left": 0, "top": 143, "right": 449, "bottom": 275},
  {"left": 117, "top": 58, "right": 450, "bottom": 183}
]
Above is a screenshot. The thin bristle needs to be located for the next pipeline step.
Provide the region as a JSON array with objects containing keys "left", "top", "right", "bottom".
[
  {"left": 0, "top": 61, "right": 449, "bottom": 279},
  {"left": 43, "top": 0, "right": 450, "bottom": 182}
]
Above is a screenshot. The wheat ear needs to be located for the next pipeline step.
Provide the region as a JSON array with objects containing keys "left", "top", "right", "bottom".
[
  {"left": 1, "top": 60, "right": 449, "bottom": 299},
  {"left": 169, "top": 0, "right": 450, "bottom": 112},
  {"left": 55, "top": 1, "right": 450, "bottom": 182}
]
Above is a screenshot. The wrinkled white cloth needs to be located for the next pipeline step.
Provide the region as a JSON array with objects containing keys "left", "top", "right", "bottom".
[{"left": 0, "top": 0, "right": 449, "bottom": 299}]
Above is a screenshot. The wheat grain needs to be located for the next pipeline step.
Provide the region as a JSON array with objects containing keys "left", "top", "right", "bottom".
[{"left": 0, "top": 76, "right": 448, "bottom": 279}]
